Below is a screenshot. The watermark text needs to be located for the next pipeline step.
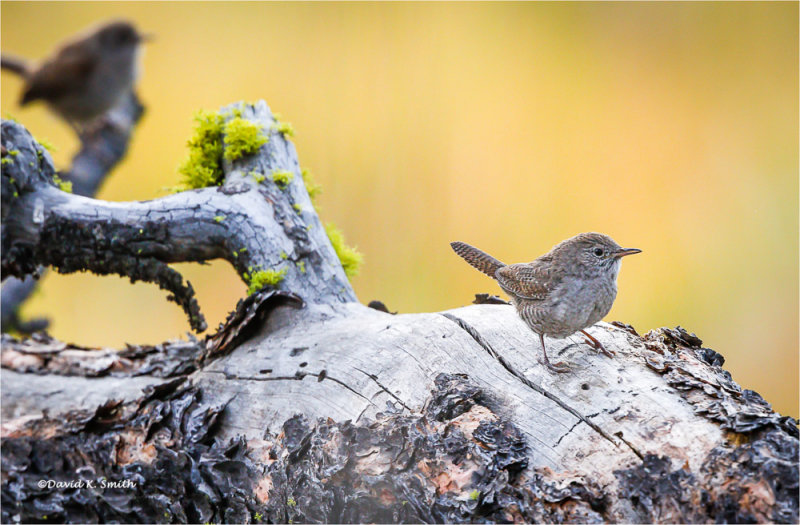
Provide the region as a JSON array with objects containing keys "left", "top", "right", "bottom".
[{"left": 37, "top": 479, "right": 137, "bottom": 490}]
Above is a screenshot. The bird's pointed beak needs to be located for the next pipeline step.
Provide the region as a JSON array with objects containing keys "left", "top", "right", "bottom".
[
  {"left": 138, "top": 32, "right": 155, "bottom": 43},
  {"left": 614, "top": 248, "right": 642, "bottom": 258}
]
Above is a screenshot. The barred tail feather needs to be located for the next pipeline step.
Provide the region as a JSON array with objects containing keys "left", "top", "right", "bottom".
[{"left": 450, "top": 241, "right": 505, "bottom": 278}]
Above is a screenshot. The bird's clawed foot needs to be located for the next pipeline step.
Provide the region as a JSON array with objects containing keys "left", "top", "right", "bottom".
[
  {"left": 538, "top": 333, "right": 571, "bottom": 373},
  {"left": 541, "top": 358, "right": 571, "bottom": 373},
  {"left": 580, "top": 329, "right": 615, "bottom": 358}
]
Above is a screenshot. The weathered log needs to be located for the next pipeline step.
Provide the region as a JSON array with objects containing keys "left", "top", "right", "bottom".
[{"left": 1, "top": 103, "right": 797, "bottom": 524}]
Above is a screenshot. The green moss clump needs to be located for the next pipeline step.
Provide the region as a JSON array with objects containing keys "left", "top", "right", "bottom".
[
  {"left": 178, "top": 110, "right": 225, "bottom": 189},
  {"left": 214, "top": 215, "right": 226, "bottom": 223},
  {"left": 8, "top": 150, "right": 19, "bottom": 157},
  {"left": 35, "top": 137, "right": 56, "bottom": 152},
  {"left": 324, "top": 222, "right": 363, "bottom": 278},
  {"left": 247, "top": 268, "right": 287, "bottom": 295},
  {"left": 287, "top": 497, "right": 297, "bottom": 508},
  {"left": 271, "top": 169, "right": 294, "bottom": 189},
  {"left": 250, "top": 171, "right": 266, "bottom": 184},
  {"left": 223, "top": 117, "right": 267, "bottom": 161},
  {"left": 273, "top": 120, "right": 295, "bottom": 138},
  {"left": 177, "top": 111, "right": 269, "bottom": 190},
  {"left": 280, "top": 251, "right": 288, "bottom": 260},
  {"left": 301, "top": 168, "right": 322, "bottom": 201},
  {"left": 1, "top": 157, "right": 13, "bottom": 166},
  {"left": 296, "top": 261, "right": 306, "bottom": 274},
  {"left": 469, "top": 490, "right": 480, "bottom": 501},
  {"left": 52, "top": 174, "right": 72, "bottom": 193},
  {"left": 293, "top": 203, "right": 302, "bottom": 214}
]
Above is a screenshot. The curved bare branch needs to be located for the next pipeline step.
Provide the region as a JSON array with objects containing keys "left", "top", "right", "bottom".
[{"left": 1, "top": 101, "right": 356, "bottom": 331}]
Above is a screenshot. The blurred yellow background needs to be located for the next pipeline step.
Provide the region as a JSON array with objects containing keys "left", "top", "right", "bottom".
[{"left": 2, "top": 2, "right": 797, "bottom": 417}]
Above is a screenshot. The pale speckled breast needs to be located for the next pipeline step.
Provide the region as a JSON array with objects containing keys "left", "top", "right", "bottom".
[{"left": 512, "top": 276, "right": 617, "bottom": 339}]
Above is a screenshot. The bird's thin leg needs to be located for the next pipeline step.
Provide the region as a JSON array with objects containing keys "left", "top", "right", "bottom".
[
  {"left": 580, "top": 329, "right": 614, "bottom": 358},
  {"left": 539, "top": 333, "right": 570, "bottom": 373}
]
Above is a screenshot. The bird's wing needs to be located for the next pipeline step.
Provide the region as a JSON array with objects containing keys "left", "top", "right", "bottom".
[
  {"left": 21, "top": 44, "right": 95, "bottom": 104},
  {"left": 495, "top": 260, "right": 558, "bottom": 301}
]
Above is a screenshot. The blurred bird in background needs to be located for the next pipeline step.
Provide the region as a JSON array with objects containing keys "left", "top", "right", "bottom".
[{"left": 1, "top": 19, "right": 150, "bottom": 133}]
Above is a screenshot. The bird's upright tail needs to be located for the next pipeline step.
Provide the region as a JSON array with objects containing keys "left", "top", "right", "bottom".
[{"left": 450, "top": 241, "right": 505, "bottom": 278}]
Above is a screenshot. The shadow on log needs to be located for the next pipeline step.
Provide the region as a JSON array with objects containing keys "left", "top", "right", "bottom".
[{"left": 1, "top": 101, "right": 797, "bottom": 523}]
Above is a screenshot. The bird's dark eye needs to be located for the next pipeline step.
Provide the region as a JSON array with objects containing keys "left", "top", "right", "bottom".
[{"left": 593, "top": 248, "right": 604, "bottom": 257}]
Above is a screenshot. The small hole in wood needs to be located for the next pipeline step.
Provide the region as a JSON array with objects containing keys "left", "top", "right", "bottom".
[
  {"left": 299, "top": 362, "right": 307, "bottom": 368},
  {"left": 260, "top": 369, "right": 272, "bottom": 374},
  {"left": 581, "top": 383, "right": 590, "bottom": 390}
]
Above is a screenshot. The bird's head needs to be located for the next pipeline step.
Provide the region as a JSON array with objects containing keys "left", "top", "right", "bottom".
[
  {"left": 553, "top": 232, "right": 641, "bottom": 278},
  {"left": 94, "top": 20, "right": 152, "bottom": 53}
]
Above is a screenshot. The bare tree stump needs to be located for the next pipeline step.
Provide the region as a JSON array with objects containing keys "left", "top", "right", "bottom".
[{"left": 1, "top": 102, "right": 797, "bottom": 524}]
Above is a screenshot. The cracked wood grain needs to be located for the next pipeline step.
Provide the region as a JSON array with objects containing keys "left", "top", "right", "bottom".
[
  {"left": 440, "top": 311, "right": 642, "bottom": 459},
  {"left": 354, "top": 366, "right": 412, "bottom": 410}
]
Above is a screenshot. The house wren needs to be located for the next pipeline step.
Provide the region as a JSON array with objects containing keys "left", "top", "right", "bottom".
[
  {"left": 1, "top": 20, "right": 150, "bottom": 129},
  {"left": 451, "top": 233, "right": 641, "bottom": 373}
]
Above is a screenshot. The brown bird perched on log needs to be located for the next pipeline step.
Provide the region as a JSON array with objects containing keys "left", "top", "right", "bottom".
[
  {"left": 1, "top": 20, "right": 151, "bottom": 131},
  {"left": 451, "top": 233, "right": 641, "bottom": 373}
]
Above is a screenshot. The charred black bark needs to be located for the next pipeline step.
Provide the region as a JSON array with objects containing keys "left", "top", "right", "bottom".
[
  {"left": 614, "top": 428, "right": 798, "bottom": 524},
  {"left": 1, "top": 372, "right": 796, "bottom": 524},
  {"left": 640, "top": 327, "right": 797, "bottom": 436}
]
